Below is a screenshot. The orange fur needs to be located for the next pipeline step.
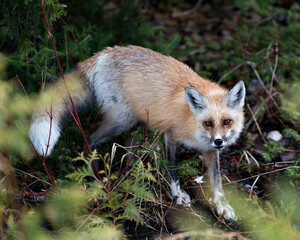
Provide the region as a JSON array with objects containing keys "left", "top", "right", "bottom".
[{"left": 78, "top": 46, "right": 229, "bottom": 144}]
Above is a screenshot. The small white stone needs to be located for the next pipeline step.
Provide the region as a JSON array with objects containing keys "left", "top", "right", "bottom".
[
  {"left": 194, "top": 176, "right": 205, "bottom": 184},
  {"left": 267, "top": 130, "right": 283, "bottom": 142}
]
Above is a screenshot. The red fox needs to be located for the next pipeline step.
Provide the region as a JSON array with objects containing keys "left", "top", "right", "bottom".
[{"left": 29, "top": 45, "right": 245, "bottom": 220}]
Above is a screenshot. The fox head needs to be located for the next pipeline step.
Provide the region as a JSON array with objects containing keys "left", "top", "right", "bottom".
[{"left": 185, "top": 81, "right": 245, "bottom": 151}]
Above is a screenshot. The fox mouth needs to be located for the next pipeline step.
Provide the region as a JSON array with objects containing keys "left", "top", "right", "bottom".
[{"left": 214, "top": 145, "right": 224, "bottom": 150}]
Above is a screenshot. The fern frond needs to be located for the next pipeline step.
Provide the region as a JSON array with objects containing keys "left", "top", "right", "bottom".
[
  {"left": 123, "top": 199, "right": 143, "bottom": 223},
  {"left": 83, "top": 215, "right": 110, "bottom": 230},
  {"left": 72, "top": 152, "right": 91, "bottom": 166},
  {"left": 119, "top": 179, "right": 135, "bottom": 194},
  {"left": 131, "top": 161, "right": 156, "bottom": 183},
  {"left": 87, "top": 181, "right": 108, "bottom": 202},
  {"left": 132, "top": 184, "right": 155, "bottom": 202},
  {"left": 110, "top": 192, "right": 124, "bottom": 211},
  {"left": 66, "top": 165, "right": 92, "bottom": 183}
]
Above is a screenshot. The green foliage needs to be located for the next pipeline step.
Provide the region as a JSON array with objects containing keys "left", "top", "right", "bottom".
[
  {"left": 285, "top": 166, "right": 300, "bottom": 183},
  {"left": 67, "top": 150, "right": 156, "bottom": 225},
  {"left": 0, "top": 0, "right": 69, "bottom": 89},
  {"left": 283, "top": 128, "right": 300, "bottom": 143},
  {"left": 67, "top": 151, "right": 97, "bottom": 183},
  {"left": 262, "top": 140, "right": 285, "bottom": 163},
  {"left": 3, "top": 149, "right": 157, "bottom": 239},
  {"left": 246, "top": 182, "right": 300, "bottom": 240},
  {"left": 250, "top": 203, "right": 297, "bottom": 240},
  {"left": 1, "top": 0, "right": 181, "bottom": 92},
  {"left": 284, "top": 154, "right": 300, "bottom": 184},
  {"left": 177, "top": 158, "right": 202, "bottom": 180},
  {"left": 0, "top": 55, "right": 30, "bottom": 155},
  {"left": 4, "top": 187, "right": 125, "bottom": 240},
  {"left": 235, "top": 0, "right": 277, "bottom": 15},
  {"left": 0, "top": 0, "right": 66, "bottom": 50},
  {"left": 280, "top": 85, "right": 300, "bottom": 120}
]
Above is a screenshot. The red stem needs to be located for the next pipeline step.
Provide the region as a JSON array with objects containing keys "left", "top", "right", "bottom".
[
  {"left": 21, "top": 160, "right": 49, "bottom": 191},
  {"left": 34, "top": 66, "right": 42, "bottom": 86},
  {"left": 43, "top": 108, "right": 52, "bottom": 160},
  {"left": 51, "top": 151, "right": 66, "bottom": 174},
  {"left": 85, "top": 102, "right": 103, "bottom": 134},
  {"left": 28, "top": 136, "right": 55, "bottom": 188},
  {"left": 17, "top": 175, "right": 37, "bottom": 195},
  {"left": 65, "top": 39, "right": 74, "bottom": 65}
]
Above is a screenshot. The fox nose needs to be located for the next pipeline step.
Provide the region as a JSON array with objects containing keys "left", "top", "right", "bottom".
[{"left": 214, "top": 139, "right": 223, "bottom": 146}]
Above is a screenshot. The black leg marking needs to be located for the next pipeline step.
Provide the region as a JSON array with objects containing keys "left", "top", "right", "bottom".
[
  {"left": 164, "top": 134, "right": 179, "bottom": 182},
  {"left": 165, "top": 133, "right": 191, "bottom": 206}
]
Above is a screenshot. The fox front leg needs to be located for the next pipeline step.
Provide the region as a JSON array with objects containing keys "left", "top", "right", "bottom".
[
  {"left": 164, "top": 133, "right": 191, "bottom": 206},
  {"left": 203, "top": 150, "right": 235, "bottom": 220}
]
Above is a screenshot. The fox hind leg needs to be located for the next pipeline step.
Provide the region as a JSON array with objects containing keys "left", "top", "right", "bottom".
[
  {"left": 88, "top": 106, "right": 137, "bottom": 151},
  {"left": 86, "top": 106, "right": 137, "bottom": 177}
]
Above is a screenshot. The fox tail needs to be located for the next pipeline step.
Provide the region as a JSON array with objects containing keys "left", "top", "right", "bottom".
[{"left": 29, "top": 69, "right": 92, "bottom": 156}]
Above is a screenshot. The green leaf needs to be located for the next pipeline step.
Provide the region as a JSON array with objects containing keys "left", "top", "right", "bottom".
[
  {"left": 87, "top": 181, "right": 108, "bottom": 202},
  {"left": 132, "top": 183, "right": 155, "bottom": 202},
  {"left": 123, "top": 199, "right": 143, "bottom": 223}
]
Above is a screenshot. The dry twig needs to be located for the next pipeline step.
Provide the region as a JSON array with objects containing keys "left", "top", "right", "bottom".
[
  {"left": 247, "top": 103, "right": 267, "bottom": 143},
  {"left": 172, "top": 0, "right": 203, "bottom": 18}
]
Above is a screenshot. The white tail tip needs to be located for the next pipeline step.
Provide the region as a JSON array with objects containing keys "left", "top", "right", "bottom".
[{"left": 29, "top": 118, "right": 61, "bottom": 157}]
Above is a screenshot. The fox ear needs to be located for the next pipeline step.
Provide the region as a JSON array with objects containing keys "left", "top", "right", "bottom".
[
  {"left": 226, "top": 81, "right": 246, "bottom": 109},
  {"left": 185, "top": 87, "right": 208, "bottom": 114}
]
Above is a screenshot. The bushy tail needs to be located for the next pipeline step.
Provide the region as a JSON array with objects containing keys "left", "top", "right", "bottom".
[{"left": 29, "top": 69, "right": 92, "bottom": 156}]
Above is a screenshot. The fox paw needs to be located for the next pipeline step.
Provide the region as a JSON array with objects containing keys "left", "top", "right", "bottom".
[
  {"left": 215, "top": 200, "right": 235, "bottom": 220},
  {"left": 170, "top": 180, "right": 191, "bottom": 207},
  {"left": 213, "top": 190, "right": 235, "bottom": 220}
]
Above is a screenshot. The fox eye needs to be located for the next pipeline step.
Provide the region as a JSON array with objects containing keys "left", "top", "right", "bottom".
[
  {"left": 204, "top": 121, "right": 213, "bottom": 127},
  {"left": 224, "top": 119, "right": 231, "bottom": 125}
]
